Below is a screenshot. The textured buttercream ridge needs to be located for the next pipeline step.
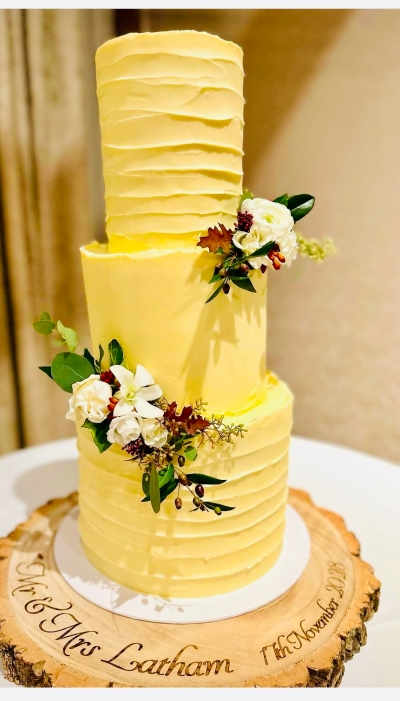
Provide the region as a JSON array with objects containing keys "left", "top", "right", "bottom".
[
  {"left": 80, "top": 535, "right": 283, "bottom": 592},
  {"left": 79, "top": 481, "right": 288, "bottom": 538},
  {"left": 79, "top": 450, "right": 288, "bottom": 500},
  {"left": 95, "top": 31, "right": 243, "bottom": 68},
  {"left": 79, "top": 501, "right": 286, "bottom": 558}
]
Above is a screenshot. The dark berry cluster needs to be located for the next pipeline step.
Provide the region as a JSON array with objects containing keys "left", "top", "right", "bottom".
[
  {"left": 236, "top": 211, "right": 253, "bottom": 233},
  {"left": 124, "top": 437, "right": 145, "bottom": 458},
  {"left": 100, "top": 370, "right": 115, "bottom": 385}
]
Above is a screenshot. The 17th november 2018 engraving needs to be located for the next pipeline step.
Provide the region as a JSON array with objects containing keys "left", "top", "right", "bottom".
[{"left": 260, "top": 562, "right": 347, "bottom": 666}]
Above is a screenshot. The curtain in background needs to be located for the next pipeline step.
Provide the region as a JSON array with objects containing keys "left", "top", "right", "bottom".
[{"left": 0, "top": 9, "right": 114, "bottom": 453}]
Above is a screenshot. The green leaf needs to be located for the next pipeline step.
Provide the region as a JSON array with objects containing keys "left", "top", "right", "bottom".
[
  {"left": 231, "top": 277, "right": 256, "bottom": 293},
  {"left": 57, "top": 321, "right": 78, "bottom": 352},
  {"left": 83, "top": 348, "right": 96, "bottom": 371},
  {"left": 208, "top": 272, "right": 222, "bottom": 284},
  {"left": 142, "top": 476, "right": 178, "bottom": 505},
  {"left": 203, "top": 501, "right": 235, "bottom": 512},
  {"left": 287, "top": 194, "right": 315, "bottom": 222},
  {"left": 82, "top": 419, "right": 111, "bottom": 453},
  {"left": 159, "top": 478, "right": 179, "bottom": 503},
  {"left": 108, "top": 339, "right": 124, "bottom": 366},
  {"left": 142, "top": 471, "right": 150, "bottom": 497},
  {"left": 186, "top": 473, "right": 227, "bottom": 485},
  {"left": 247, "top": 241, "right": 276, "bottom": 258},
  {"left": 184, "top": 446, "right": 197, "bottom": 462},
  {"left": 159, "top": 463, "right": 174, "bottom": 489},
  {"left": 206, "top": 282, "right": 224, "bottom": 304},
  {"left": 51, "top": 352, "right": 94, "bottom": 393},
  {"left": 33, "top": 311, "right": 56, "bottom": 335},
  {"left": 229, "top": 267, "right": 248, "bottom": 278},
  {"left": 239, "top": 190, "right": 254, "bottom": 209},
  {"left": 149, "top": 463, "right": 161, "bottom": 514},
  {"left": 98, "top": 344, "right": 104, "bottom": 367},
  {"left": 273, "top": 193, "right": 289, "bottom": 206},
  {"left": 39, "top": 366, "right": 52, "bottom": 379}
]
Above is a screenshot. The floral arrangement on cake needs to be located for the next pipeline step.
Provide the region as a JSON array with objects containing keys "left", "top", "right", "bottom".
[
  {"left": 198, "top": 191, "right": 335, "bottom": 302},
  {"left": 33, "top": 317, "right": 245, "bottom": 516}
]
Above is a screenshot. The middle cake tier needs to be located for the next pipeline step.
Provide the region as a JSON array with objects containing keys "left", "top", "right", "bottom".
[
  {"left": 77, "top": 374, "right": 293, "bottom": 598},
  {"left": 81, "top": 243, "right": 268, "bottom": 415}
]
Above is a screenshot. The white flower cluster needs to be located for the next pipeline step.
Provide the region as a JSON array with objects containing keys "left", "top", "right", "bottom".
[
  {"left": 233, "top": 197, "right": 298, "bottom": 269},
  {"left": 66, "top": 363, "right": 168, "bottom": 449}
]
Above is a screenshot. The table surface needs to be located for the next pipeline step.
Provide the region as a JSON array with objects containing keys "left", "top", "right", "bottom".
[{"left": 0, "top": 435, "right": 399, "bottom": 689}]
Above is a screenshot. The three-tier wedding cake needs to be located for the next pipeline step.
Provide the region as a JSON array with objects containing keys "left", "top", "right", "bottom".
[
  {"left": 77, "top": 30, "right": 292, "bottom": 598},
  {"left": 36, "top": 29, "right": 325, "bottom": 599}
]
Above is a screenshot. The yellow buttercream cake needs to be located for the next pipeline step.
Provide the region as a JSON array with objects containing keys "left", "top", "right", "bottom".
[{"left": 78, "top": 30, "right": 293, "bottom": 597}]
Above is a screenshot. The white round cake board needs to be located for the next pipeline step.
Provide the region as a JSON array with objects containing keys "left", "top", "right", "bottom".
[{"left": 53, "top": 505, "right": 310, "bottom": 624}]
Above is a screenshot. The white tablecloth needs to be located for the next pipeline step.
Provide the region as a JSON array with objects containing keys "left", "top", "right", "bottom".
[{"left": 0, "top": 436, "right": 399, "bottom": 688}]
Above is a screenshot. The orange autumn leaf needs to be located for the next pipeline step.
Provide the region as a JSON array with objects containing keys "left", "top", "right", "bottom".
[{"left": 197, "top": 223, "right": 234, "bottom": 255}]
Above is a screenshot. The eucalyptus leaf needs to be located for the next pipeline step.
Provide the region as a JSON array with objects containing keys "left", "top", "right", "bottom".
[
  {"left": 186, "top": 473, "right": 226, "bottom": 485},
  {"left": 273, "top": 193, "right": 289, "bottom": 206},
  {"left": 33, "top": 311, "right": 56, "bottom": 336},
  {"left": 206, "top": 282, "right": 224, "bottom": 304},
  {"left": 239, "top": 190, "right": 254, "bottom": 209},
  {"left": 149, "top": 463, "right": 161, "bottom": 513},
  {"left": 203, "top": 501, "right": 235, "bottom": 512},
  {"left": 247, "top": 241, "right": 276, "bottom": 258},
  {"left": 83, "top": 348, "right": 96, "bottom": 371},
  {"left": 82, "top": 419, "right": 111, "bottom": 453},
  {"left": 57, "top": 321, "right": 78, "bottom": 352},
  {"left": 231, "top": 277, "right": 256, "bottom": 293},
  {"left": 39, "top": 366, "right": 52, "bottom": 379},
  {"left": 108, "top": 338, "right": 124, "bottom": 366},
  {"left": 51, "top": 352, "right": 93, "bottom": 393},
  {"left": 184, "top": 446, "right": 197, "bottom": 462},
  {"left": 287, "top": 194, "right": 315, "bottom": 222},
  {"left": 159, "top": 463, "right": 174, "bottom": 489}
]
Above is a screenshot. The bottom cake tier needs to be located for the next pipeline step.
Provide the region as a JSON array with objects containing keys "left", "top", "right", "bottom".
[{"left": 76, "top": 374, "right": 293, "bottom": 598}]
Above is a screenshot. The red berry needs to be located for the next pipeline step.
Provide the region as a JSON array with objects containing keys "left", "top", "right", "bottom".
[
  {"left": 223, "top": 282, "right": 230, "bottom": 295},
  {"left": 175, "top": 497, "right": 182, "bottom": 510}
]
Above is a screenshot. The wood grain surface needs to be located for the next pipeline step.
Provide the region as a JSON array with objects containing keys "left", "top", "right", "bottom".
[{"left": 0, "top": 488, "right": 380, "bottom": 687}]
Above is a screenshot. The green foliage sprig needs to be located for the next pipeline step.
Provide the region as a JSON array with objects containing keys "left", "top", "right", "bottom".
[
  {"left": 33, "top": 311, "right": 110, "bottom": 392},
  {"left": 296, "top": 233, "right": 337, "bottom": 261}
]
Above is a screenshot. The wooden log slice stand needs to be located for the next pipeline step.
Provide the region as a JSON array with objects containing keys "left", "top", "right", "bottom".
[{"left": 0, "top": 488, "right": 380, "bottom": 688}]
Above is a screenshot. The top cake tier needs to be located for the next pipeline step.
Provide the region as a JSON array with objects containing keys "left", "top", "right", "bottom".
[{"left": 95, "top": 31, "right": 244, "bottom": 253}]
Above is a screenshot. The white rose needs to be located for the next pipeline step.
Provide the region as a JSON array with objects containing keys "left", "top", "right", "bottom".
[
  {"left": 140, "top": 418, "right": 168, "bottom": 449},
  {"left": 233, "top": 197, "right": 297, "bottom": 269},
  {"left": 107, "top": 412, "right": 141, "bottom": 447},
  {"left": 66, "top": 375, "right": 111, "bottom": 424}
]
